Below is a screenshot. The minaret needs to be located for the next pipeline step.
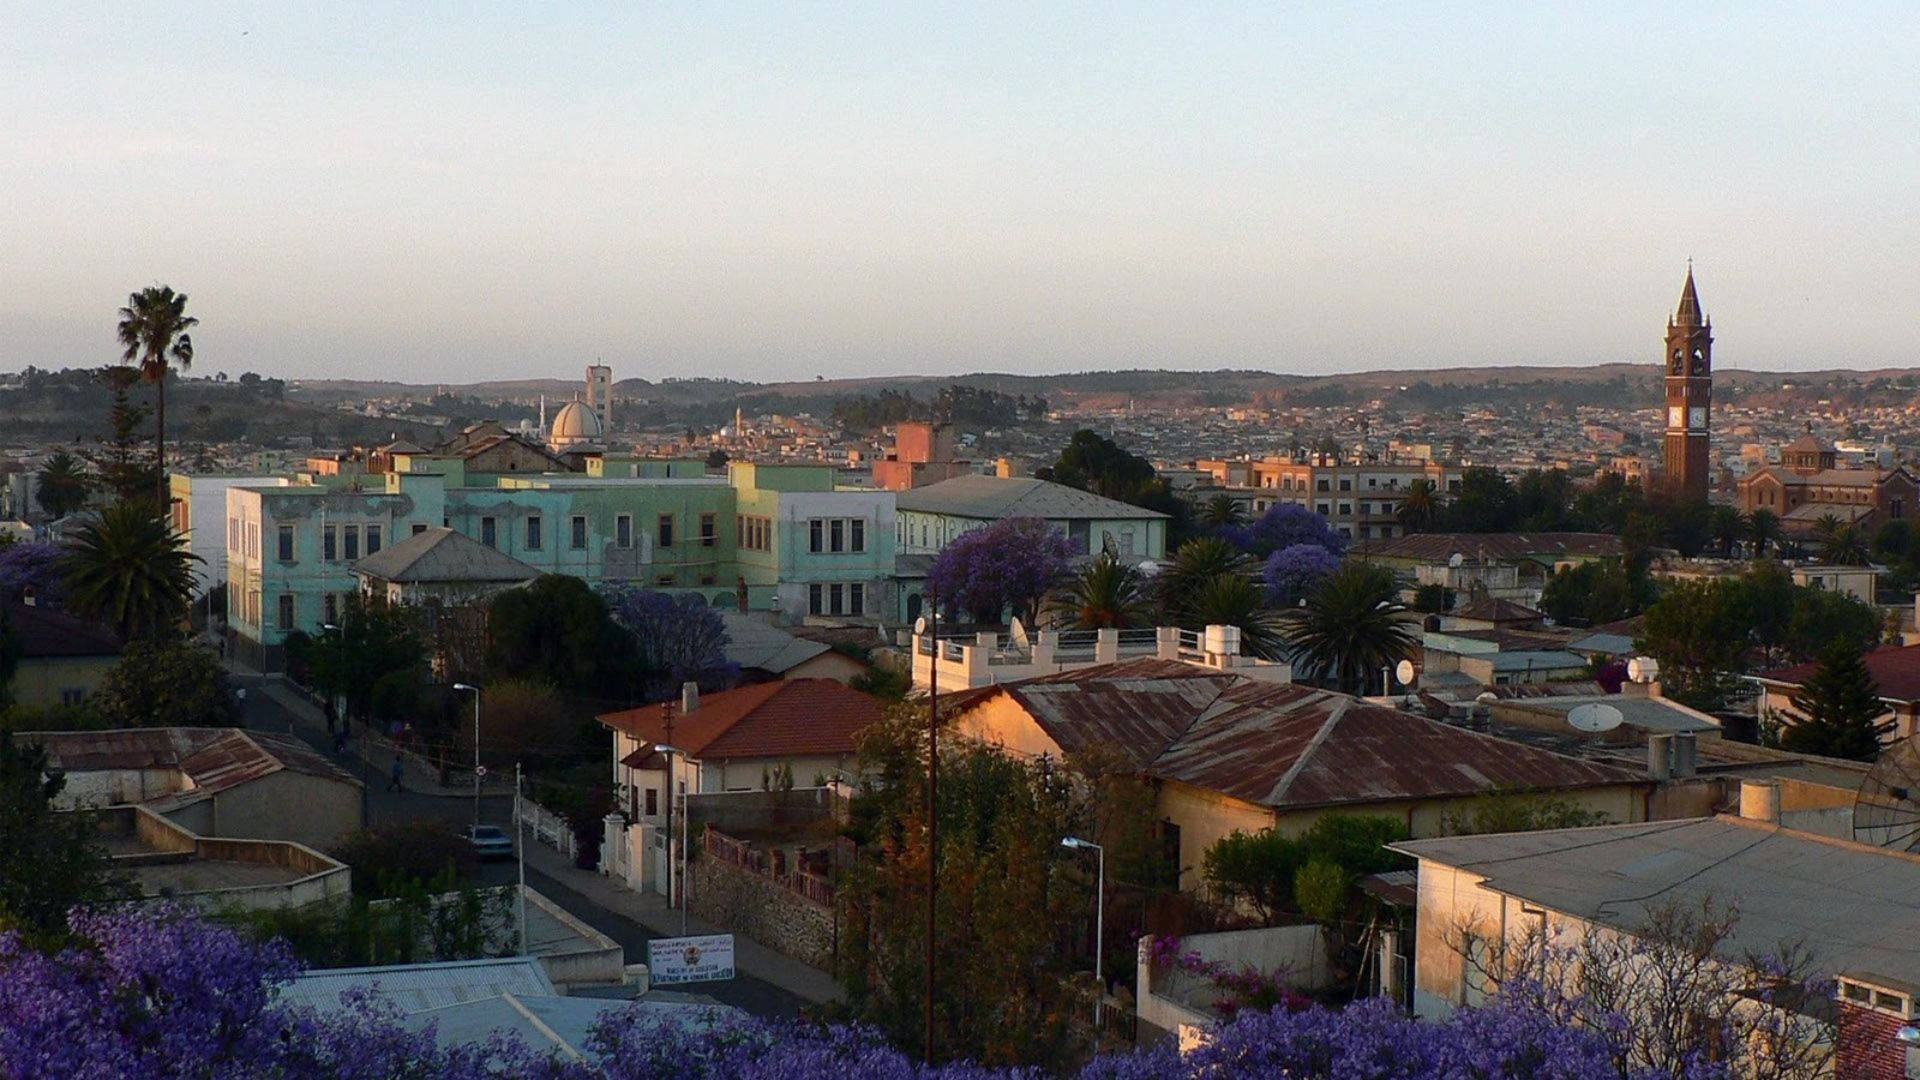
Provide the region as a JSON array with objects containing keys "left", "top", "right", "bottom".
[{"left": 1662, "top": 266, "right": 1713, "bottom": 502}]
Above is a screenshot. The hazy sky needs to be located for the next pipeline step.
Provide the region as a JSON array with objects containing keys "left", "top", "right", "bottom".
[{"left": 5, "top": 3, "right": 1917, "bottom": 383}]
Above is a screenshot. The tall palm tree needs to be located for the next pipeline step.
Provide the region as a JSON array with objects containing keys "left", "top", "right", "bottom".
[
  {"left": 1708, "top": 505, "right": 1749, "bottom": 558},
  {"left": 1198, "top": 494, "right": 1246, "bottom": 530},
  {"left": 116, "top": 286, "right": 197, "bottom": 499},
  {"left": 1397, "top": 478, "right": 1439, "bottom": 533},
  {"left": 1812, "top": 513, "right": 1846, "bottom": 548},
  {"left": 59, "top": 501, "right": 199, "bottom": 640},
  {"left": 1819, "top": 524, "right": 1871, "bottom": 566},
  {"left": 34, "top": 451, "right": 92, "bottom": 519},
  {"left": 1184, "top": 573, "right": 1287, "bottom": 659},
  {"left": 1749, "top": 508, "right": 1781, "bottom": 560},
  {"left": 1277, "top": 561, "right": 1419, "bottom": 696},
  {"left": 1049, "top": 551, "right": 1152, "bottom": 629},
  {"left": 1157, "top": 536, "right": 1257, "bottom": 624}
]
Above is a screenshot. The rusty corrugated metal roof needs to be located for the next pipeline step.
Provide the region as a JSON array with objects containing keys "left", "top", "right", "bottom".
[{"left": 27, "top": 727, "right": 358, "bottom": 807}]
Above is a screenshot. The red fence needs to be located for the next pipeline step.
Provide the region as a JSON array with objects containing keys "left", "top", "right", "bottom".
[{"left": 702, "top": 825, "right": 835, "bottom": 907}]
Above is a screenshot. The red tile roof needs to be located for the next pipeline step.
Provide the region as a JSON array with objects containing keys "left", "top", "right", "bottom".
[
  {"left": 599, "top": 679, "right": 884, "bottom": 763},
  {"left": 1757, "top": 643, "right": 1920, "bottom": 703},
  {"left": 952, "top": 661, "right": 1644, "bottom": 811},
  {"left": 7, "top": 602, "right": 119, "bottom": 658}
]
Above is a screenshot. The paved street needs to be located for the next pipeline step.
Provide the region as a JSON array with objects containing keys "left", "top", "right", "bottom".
[{"left": 228, "top": 670, "right": 828, "bottom": 1018}]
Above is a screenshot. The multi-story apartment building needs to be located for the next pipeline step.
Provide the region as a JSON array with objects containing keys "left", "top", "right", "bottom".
[
  {"left": 220, "top": 456, "right": 895, "bottom": 670},
  {"left": 1191, "top": 455, "right": 1463, "bottom": 541}
]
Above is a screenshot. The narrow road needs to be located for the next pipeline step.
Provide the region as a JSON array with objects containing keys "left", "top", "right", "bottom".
[{"left": 230, "top": 672, "right": 816, "bottom": 1018}]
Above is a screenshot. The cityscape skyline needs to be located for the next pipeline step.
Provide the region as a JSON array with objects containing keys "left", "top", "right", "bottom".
[{"left": 6, "top": 5, "right": 1919, "bottom": 382}]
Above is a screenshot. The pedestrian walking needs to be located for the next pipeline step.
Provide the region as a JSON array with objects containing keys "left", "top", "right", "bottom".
[{"left": 387, "top": 757, "right": 405, "bottom": 793}]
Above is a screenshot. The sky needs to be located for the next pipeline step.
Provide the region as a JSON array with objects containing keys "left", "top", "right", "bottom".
[{"left": 4, "top": 3, "right": 1918, "bottom": 383}]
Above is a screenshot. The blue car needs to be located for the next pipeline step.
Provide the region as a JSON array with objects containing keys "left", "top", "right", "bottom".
[{"left": 466, "top": 825, "right": 514, "bottom": 860}]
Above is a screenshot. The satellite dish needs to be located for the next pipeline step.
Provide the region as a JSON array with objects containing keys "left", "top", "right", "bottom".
[
  {"left": 1475, "top": 691, "right": 1498, "bottom": 706},
  {"left": 1394, "top": 659, "right": 1416, "bottom": 687},
  {"left": 913, "top": 617, "right": 929, "bottom": 636},
  {"left": 1009, "top": 617, "right": 1030, "bottom": 650},
  {"left": 1448, "top": 552, "right": 1465, "bottom": 568},
  {"left": 1136, "top": 559, "right": 1161, "bottom": 577},
  {"left": 1627, "top": 656, "right": 1660, "bottom": 684},
  {"left": 1854, "top": 736, "right": 1920, "bottom": 850},
  {"left": 1567, "top": 703, "right": 1625, "bottom": 734}
]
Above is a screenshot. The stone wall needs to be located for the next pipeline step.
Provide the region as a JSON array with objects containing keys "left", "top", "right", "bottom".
[{"left": 690, "top": 854, "right": 835, "bottom": 970}]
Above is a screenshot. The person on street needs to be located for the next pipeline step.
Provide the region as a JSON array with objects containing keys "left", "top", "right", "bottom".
[{"left": 387, "top": 757, "right": 405, "bottom": 793}]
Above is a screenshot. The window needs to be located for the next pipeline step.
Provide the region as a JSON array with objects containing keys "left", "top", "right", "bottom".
[
  {"left": 849, "top": 582, "right": 865, "bottom": 615},
  {"left": 1069, "top": 519, "right": 1091, "bottom": 552},
  {"left": 276, "top": 594, "right": 294, "bottom": 632},
  {"left": 1339, "top": 479, "right": 1352, "bottom": 492},
  {"left": 1338, "top": 503, "right": 1351, "bottom": 516},
  {"left": 324, "top": 593, "right": 338, "bottom": 626},
  {"left": 571, "top": 515, "right": 588, "bottom": 549},
  {"left": 277, "top": 525, "right": 295, "bottom": 562},
  {"left": 480, "top": 517, "right": 497, "bottom": 548},
  {"left": 699, "top": 512, "right": 717, "bottom": 547},
  {"left": 809, "top": 519, "right": 825, "bottom": 553},
  {"left": 808, "top": 583, "right": 823, "bottom": 615},
  {"left": 228, "top": 517, "right": 239, "bottom": 553},
  {"left": 61, "top": 687, "right": 87, "bottom": 707},
  {"left": 1316, "top": 502, "right": 1330, "bottom": 516},
  {"left": 850, "top": 518, "right": 865, "bottom": 552},
  {"left": 1316, "top": 478, "right": 1330, "bottom": 492},
  {"left": 657, "top": 514, "right": 674, "bottom": 548},
  {"left": 412, "top": 523, "right": 428, "bottom": 535},
  {"left": 645, "top": 788, "right": 658, "bottom": 817},
  {"left": 615, "top": 514, "right": 633, "bottom": 549},
  {"left": 323, "top": 525, "right": 337, "bottom": 562},
  {"left": 365, "top": 525, "right": 381, "bottom": 554},
  {"left": 342, "top": 525, "right": 359, "bottom": 561},
  {"left": 525, "top": 515, "right": 542, "bottom": 551}
]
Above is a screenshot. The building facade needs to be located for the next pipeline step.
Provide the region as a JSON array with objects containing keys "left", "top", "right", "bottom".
[{"left": 1190, "top": 457, "right": 1463, "bottom": 542}]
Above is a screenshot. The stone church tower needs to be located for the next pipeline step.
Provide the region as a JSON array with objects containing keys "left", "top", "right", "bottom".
[{"left": 1663, "top": 268, "right": 1712, "bottom": 502}]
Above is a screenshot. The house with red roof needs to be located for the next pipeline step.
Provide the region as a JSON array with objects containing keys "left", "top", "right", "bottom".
[
  {"left": 948, "top": 659, "right": 1652, "bottom": 894},
  {"left": 1754, "top": 641, "right": 1920, "bottom": 743},
  {"left": 595, "top": 679, "right": 885, "bottom": 823}
]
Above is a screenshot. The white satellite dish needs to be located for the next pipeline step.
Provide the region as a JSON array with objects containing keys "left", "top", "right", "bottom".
[
  {"left": 913, "top": 616, "right": 928, "bottom": 636},
  {"left": 1627, "top": 656, "right": 1660, "bottom": 684},
  {"left": 1567, "top": 703, "right": 1625, "bottom": 734},
  {"left": 1394, "top": 659, "right": 1416, "bottom": 687},
  {"left": 1009, "top": 616, "right": 1031, "bottom": 649},
  {"left": 1448, "top": 552, "right": 1465, "bottom": 568},
  {"left": 1137, "top": 559, "right": 1161, "bottom": 577}
]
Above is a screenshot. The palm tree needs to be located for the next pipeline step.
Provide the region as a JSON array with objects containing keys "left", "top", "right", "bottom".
[
  {"left": 1050, "top": 551, "right": 1152, "bottom": 630},
  {"left": 1277, "top": 561, "right": 1419, "bottom": 696},
  {"left": 1397, "top": 479, "right": 1439, "bottom": 533},
  {"left": 59, "top": 501, "right": 199, "bottom": 640},
  {"left": 1183, "top": 573, "right": 1287, "bottom": 659},
  {"left": 1708, "top": 505, "right": 1748, "bottom": 558},
  {"left": 116, "top": 286, "right": 197, "bottom": 499},
  {"left": 35, "top": 451, "right": 92, "bottom": 519},
  {"left": 1812, "top": 513, "right": 1846, "bottom": 548},
  {"left": 1748, "top": 509, "right": 1782, "bottom": 560},
  {"left": 1199, "top": 494, "right": 1246, "bottom": 530},
  {"left": 1819, "top": 524, "right": 1872, "bottom": 566},
  {"left": 1157, "top": 537, "right": 1257, "bottom": 624}
]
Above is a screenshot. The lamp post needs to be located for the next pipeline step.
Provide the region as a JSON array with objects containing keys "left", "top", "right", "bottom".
[
  {"left": 654, "top": 742, "right": 688, "bottom": 934},
  {"left": 918, "top": 591, "right": 939, "bottom": 1065},
  {"left": 1062, "top": 836, "right": 1105, "bottom": 1043},
  {"left": 325, "top": 622, "right": 370, "bottom": 827},
  {"left": 454, "top": 683, "right": 481, "bottom": 827}
]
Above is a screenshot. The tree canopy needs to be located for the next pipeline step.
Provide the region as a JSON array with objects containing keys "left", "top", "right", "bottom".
[
  {"left": 926, "top": 517, "right": 1075, "bottom": 627},
  {"left": 1778, "top": 641, "right": 1891, "bottom": 761}
]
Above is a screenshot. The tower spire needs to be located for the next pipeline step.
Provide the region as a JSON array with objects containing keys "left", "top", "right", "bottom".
[{"left": 1674, "top": 265, "right": 1704, "bottom": 327}]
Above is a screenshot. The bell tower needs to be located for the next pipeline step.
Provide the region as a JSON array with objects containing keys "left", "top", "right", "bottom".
[{"left": 1663, "top": 267, "right": 1712, "bottom": 502}]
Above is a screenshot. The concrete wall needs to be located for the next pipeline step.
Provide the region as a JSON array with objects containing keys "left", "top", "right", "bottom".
[
  {"left": 701, "top": 755, "right": 856, "bottom": 793},
  {"left": 686, "top": 786, "right": 850, "bottom": 835},
  {"left": 10, "top": 656, "right": 117, "bottom": 708},
  {"left": 522, "top": 886, "right": 626, "bottom": 988},
  {"left": 50, "top": 766, "right": 183, "bottom": 809},
  {"left": 212, "top": 769, "right": 363, "bottom": 851},
  {"left": 689, "top": 851, "right": 835, "bottom": 969}
]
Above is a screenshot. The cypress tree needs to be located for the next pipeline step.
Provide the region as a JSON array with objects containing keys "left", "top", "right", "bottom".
[{"left": 1779, "top": 641, "right": 1891, "bottom": 762}]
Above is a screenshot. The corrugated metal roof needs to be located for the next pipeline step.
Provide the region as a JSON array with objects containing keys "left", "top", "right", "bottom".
[
  {"left": 718, "top": 613, "right": 833, "bottom": 675},
  {"left": 28, "top": 727, "right": 358, "bottom": 808},
  {"left": 402, "top": 993, "right": 737, "bottom": 1056},
  {"left": 1758, "top": 641, "right": 1920, "bottom": 703},
  {"left": 352, "top": 527, "right": 541, "bottom": 585},
  {"left": 896, "top": 475, "right": 1166, "bottom": 521},
  {"left": 1396, "top": 817, "right": 1920, "bottom": 986}
]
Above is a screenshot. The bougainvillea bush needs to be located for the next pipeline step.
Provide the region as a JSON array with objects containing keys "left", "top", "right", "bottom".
[{"left": 0, "top": 907, "right": 1735, "bottom": 1080}]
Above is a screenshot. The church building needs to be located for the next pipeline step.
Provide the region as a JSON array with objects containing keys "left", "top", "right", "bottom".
[{"left": 1662, "top": 268, "right": 1713, "bottom": 502}]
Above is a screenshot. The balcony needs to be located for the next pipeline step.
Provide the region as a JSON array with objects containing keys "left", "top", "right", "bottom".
[{"left": 908, "top": 625, "right": 1290, "bottom": 690}]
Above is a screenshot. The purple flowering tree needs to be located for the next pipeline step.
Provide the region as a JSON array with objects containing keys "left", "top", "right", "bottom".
[
  {"left": 600, "top": 585, "right": 738, "bottom": 699},
  {"left": 1236, "top": 504, "right": 1347, "bottom": 560},
  {"left": 926, "top": 517, "right": 1076, "bottom": 626},
  {"left": 0, "top": 542, "right": 66, "bottom": 609},
  {"left": 1262, "top": 543, "right": 1341, "bottom": 608}
]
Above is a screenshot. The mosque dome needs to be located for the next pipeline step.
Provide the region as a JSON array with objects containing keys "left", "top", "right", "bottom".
[{"left": 548, "top": 399, "right": 604, "bottom": 450}]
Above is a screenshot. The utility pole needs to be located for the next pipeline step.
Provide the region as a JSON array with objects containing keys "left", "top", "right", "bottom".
[
  {"left": 924, "top": 587, "right": 939, "bottom": 1066},
  {"left": 515, "top": 762, "right": 527, "bottom": 955},
  {"left": 662, "top": 701, "right": 675, "bottom": 912}
]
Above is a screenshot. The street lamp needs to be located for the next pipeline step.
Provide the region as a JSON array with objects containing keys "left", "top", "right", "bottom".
[
  {"left": 454, "top": 683, "right": 481, "bottom": 827},
  {"left": 654, "top": 742, "right": 689, "bottom": 935},
  {"left": 1062, "top": 836, "right": 1105, "bottom": 1042}
]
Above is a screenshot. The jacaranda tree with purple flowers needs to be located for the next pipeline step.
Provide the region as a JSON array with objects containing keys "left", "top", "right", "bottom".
[
  {"left": 0, "top": 542, "right": 67, "bottom": 609},
  {"left": 1216, "top": 503, "right": 1347, "bottom": 560},
  {"left": 1262, "top": 542, "right": 1342, "bottom": 608},
  {"left": 601, "top": 585, "right": 738, "bottom": 700},
  {"left": 926, "top": 517, "right": 1076, "bottom": 626}
]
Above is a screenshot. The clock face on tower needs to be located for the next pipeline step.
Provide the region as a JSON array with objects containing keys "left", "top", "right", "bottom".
[
  {"left": 1668, "top": 406, "right": 1685, "bottom": 429},
  {"left": 1689, "top": 406, "right": 1707, "bottom": 430}
]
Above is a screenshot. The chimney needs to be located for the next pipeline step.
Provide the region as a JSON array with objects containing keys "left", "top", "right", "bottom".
[
  {"left": 1739, "top": 779, "right": 1781, "bottom": 825},
  {"left": 1647, "top": 734, "right": 1673, "bottom": 781},
  {"left": 680, "top": 681, "right": 699, "bottom": 715},
  {"left": 1671, "top": 732, "right": 1698, "bottom": 778}
]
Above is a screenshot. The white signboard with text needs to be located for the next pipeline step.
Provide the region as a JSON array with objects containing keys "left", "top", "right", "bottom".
[{"left": 646, "top": 934, "right": 735, "bottom": 985}]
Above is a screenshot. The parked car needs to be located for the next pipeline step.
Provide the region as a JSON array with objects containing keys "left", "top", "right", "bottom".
[{"left": 466, "top": 824, "right": 514, "bottom": 860}]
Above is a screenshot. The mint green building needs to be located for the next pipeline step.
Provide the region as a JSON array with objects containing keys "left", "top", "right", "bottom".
[{"left": 222, "top": 455, "right": 896, "bottom": 670}]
